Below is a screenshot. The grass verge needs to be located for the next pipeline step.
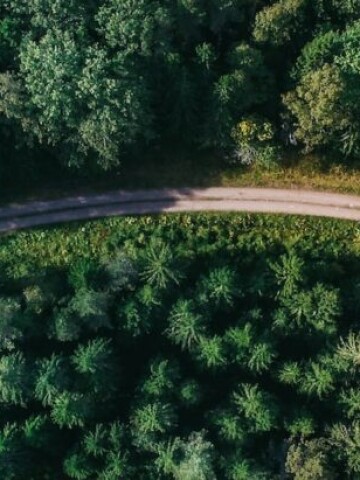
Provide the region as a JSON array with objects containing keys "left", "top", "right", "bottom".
[{"left": 1, "top": 149, "right": 360, "bottom": 206}]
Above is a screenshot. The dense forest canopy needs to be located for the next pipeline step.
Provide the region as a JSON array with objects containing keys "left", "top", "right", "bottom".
[
  {"left": 1, "top": 0, "right": 360, "bottom": 174},
  {"left": 0, "top": 214, "right": 359, "bottom": 479}
]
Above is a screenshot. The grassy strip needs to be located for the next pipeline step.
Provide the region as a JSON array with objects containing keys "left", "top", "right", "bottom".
[
  {"left": 1, "top": 150, "right": 360, "bottom": 206},
  {"left": 121, "top": 150, "right": 360, "bottom": 195},
  {"left": 1, "top": 213, "right": 359, "bottom": 280}
]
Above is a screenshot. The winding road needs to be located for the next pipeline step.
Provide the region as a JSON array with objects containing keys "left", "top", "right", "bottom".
[{"left": 1, "top": 188, "right": 360, "bottom": 233}]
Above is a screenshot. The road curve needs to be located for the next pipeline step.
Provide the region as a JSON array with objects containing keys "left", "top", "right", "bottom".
[{"left": 1, "top": 188, "right": 360, "bottom": 233}]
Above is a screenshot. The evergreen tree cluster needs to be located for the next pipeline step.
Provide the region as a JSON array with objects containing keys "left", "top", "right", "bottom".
[{"left": 0, "top": 219, "right": 359, "bottom": 479}]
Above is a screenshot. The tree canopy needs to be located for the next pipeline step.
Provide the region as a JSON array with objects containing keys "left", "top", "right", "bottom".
[
  {"left": 1, "top": 0, "right": 360, "bottom": 174},
  {"left": 0, "top": 213, "right": 359, "bottom": 478}
]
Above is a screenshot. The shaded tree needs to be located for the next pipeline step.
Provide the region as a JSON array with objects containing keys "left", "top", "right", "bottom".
[
  {"left": 51, "top": 391, "right": 92, "bottom": 429},
  {"left": 0, "top": 352, "right": 32, "bottom": 406},
  {"left": 35, "top": 354, "right": 70, "bottom": 406}
]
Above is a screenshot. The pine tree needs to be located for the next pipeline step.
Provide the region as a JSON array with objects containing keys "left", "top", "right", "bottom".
[
  {"left": 51, "top": 391, "right": 92, "bottom": 429},
  {"left": 69, "top": 289, "right": 111, "bottom": 332},
  {"left": 140, "top": 239, "right": 182, "bottom": 290},
  {"left": 248, "top": 341, "right": 276, "bottom": 373},
  {"left": 0, "top": 297, "right": 22, "bottom": 351},
  {"left": 35, "top": 354, "right": 70, "bottom": 406},
  {"left": 0, "top": 423, "right": 31, "bottom": 480},
  {"left": 63, "top": 451, "right": 94, "bottom": 480},
  {"left": 340, "top": 388, "right": 360, "bottom": 419},
  {"left": 131, "top": 402, "right": 176, "bottom": 447},
  {"left": 337, "top": 333, "right": 360, "bottom": 367},
  {"left": 197, "top": 266, "right": 238, "bottom": 309},
  {"left": 140, "top": 357, "right": 180, "bottom": 399},
  {"left": 269, "top": 252, "right": 304, "bottom": 298},
  {"left": 196, "top": 335, "right": 226, "bottom": 369},
  {"left": 0, "top": 352, "right": 32, "bottom": 406},
  {"left": 301, "top": 362, "right": 334, "bottom": 398},
  {"left": 72, "top": 338, "right": 117, "bottom": 394},
  {"left": 166, "top": 299, "right": 205, "bottom": 351},
  {"left": 233, "top": 384, "right": 278, "bottom": 433}
]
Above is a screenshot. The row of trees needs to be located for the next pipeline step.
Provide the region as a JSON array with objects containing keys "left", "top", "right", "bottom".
[
  {"left": 0, "top": 0, "right": 360, "bottom": 174},
  {"left": 0, "top": 223, "right": 360, "bottom": 478}
]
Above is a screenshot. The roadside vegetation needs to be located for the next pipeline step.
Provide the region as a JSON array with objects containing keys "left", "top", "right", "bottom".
[
  {"left": 0, "top": 214, "right": 360, "bottom": 479},
  {"left": 2, "top": 150, "right": 360, "bottom": 206}
]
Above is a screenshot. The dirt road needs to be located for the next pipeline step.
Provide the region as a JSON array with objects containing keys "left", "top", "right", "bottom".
[{"left": 1, "top": 188, "right": 360, "bottom": 233}]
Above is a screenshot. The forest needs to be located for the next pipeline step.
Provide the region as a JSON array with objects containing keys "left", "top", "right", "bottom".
[
  {"left": 0, "top": 213, "right": 359, "bottom": 479},
  {"left": 1, "top": 2, "right": 360, "bottom": 479},
  {"left": 1, "top": 0, "right": 360, "bottom": 188}
]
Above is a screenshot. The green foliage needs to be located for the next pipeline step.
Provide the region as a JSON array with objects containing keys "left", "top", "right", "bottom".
[
  {"left": 0, "top": 26, "right": 154, "bottom": 169},
  {"left": 0, "top": 213, "right": 358, "bottom": 477},
  {"left": 171, "top": 431, "right": 216, "bottom": 480},
  {"left": 213, "top": 410, "right": 245, "bottom": 443},
  {"left": 196, "top": 335, "right": 226, "bottom": 369},
  {"left": 156, "top": 431, "right": 216, "bottom": 480},
  {"left": 291, "top": 30, "right": 343, "bottom": 80},
  {"left": 35, "top": 354, "right": 70, "bottom": 406},
  {"left": 68, "top": 288, "right": 110, "bottom": 331},
  {"left": 103, "top": 253, "right": 138, "bottom": 293},
  {"left": 72, "top": 338, "right": 115, "bottom": 394},
  {"left": 197, "top": 266, "right": 238, "bottom": 308},
  {"left": 233, "top": 384, "right": 278, "bottom": 433},
  {"left": 330, "top": 0, "right": 360, "bottom": 20},
  {"left": 0, "top": 352, "right": 32, "bottom": 406},
  {"left": 231, "top": 116, "right": 278, "bottom": 168},
  {"left": 51, "top": 391, "right": 92, "bottom": 429},
  {"left": 286, "top": 411, "right": 316, "bottom": 437},
  {"left": 84, "top": 424, "right": 109, "bottom": 457},
  {"left": 274, "top": 283, "right": 340, "bottom": 333},
  {"left": 96, "top": 0, "right": 170, "bottom": 56},
  {"left": 340, "top": 388, "right": 360, "bottom": 419},
  {"left": 23, "top": 415, "right": 53, "bottom": 450},
  {"left": 225, "top": 323, "right": 253, "bottom": 365},
  {"left": 0, "top": 423, "right": 30, "bottom": 479},
  {"left": 210, "top": 44, "right": 273, "bottom": 147},
  {"left": 248, "top": 341, "right": 276, "bottom": 373},
  {"left": 285, "top": 438, "right": 335, "bottom": 480},
  {"left": 330, "top": 422, "right": 360, "bottom": 473},
  {"left": 178, "top": 379, "right": 202, "bottom": 407},
  {"left": 284, "top": 21, "right": 360, "bottom": 158},
  {"left": 279, "top": 361, "right": 302, "bottom": 386},
  {"left": 140, "top": 239, "right": 182, "bottom": 290},
  {"left": 0, "top": 297, "right": 22, "bottom": 351},
  {"left": 270, "top": 251, "right": 304, "bottom": 297},
  {"left": 63, "top": 451, "right": 93, "bottom": 480},
  {"left": 225, "top": 457, "right": 270, "bottom": 480},
  {"left": 337, "top": 333, "right": 360, "bottom": 367},
  {"left": 141, "top": 358, "right": 179, "bottom": 398},
  {"left": 68, "top": 259, "right": 97, "bottom": 292},
  {"left": 1, "top": 0, "right": 360, "bottom": 176},
  {"left": 167, "top": 299, "right": 205, "bottom": 351},
  {"left": 254, "top": 0, "right": 309, "bottom": 46},
  {"left": 301, "top": 361, "right": 335, "bottom": 398},
  {"left": 283, "top": 63, "right": 352, "bottom": 153},
  {"left": 131, "top": 401, "right": 176, "bottom": 445}
]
